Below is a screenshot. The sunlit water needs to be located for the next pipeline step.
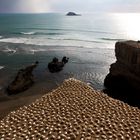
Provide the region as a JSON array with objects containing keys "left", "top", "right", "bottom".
[{"left": 0, "top": 13, "right": 140, "bottom": 93}]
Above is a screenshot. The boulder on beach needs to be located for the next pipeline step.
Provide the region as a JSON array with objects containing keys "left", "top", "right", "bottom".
[
  {"left": 7, "top": 61, "right": 39, "bottom": 94},
  {"left": 104, "top": 40, "right": 140, "bottom": 107},
  {"left": 48, "top": 56, "right": 69, "bottom": 73},
  {"left": 66, "top": 12, "right": 81, "bottom": 16}
]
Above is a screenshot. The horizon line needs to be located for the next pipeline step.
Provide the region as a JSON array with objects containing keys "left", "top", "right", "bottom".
[{"left": 0, "top": 11, "right": 140, "bottom": 14}]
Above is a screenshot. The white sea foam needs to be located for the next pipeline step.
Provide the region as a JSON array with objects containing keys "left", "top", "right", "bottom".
[
  {"left": 0, "top": 38, "right": 25, "bottom": 44},
  {"left": 24, "top": 48, "right": 47, "bottom": 54},
  {"left": 21, "top": 32, "right": 36, "bottom": 35},
  {"left": 3, "top": 47, "right": 17, "bottom": 54},
  {"left": 0, "top": 36, "right": 113, "bottom": 49},
  {"left": 0, "top": 66, "right": 4, "bottom": 70}
]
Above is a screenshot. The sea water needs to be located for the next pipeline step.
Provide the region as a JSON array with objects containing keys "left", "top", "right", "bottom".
[{"left": 0, "top": 13, "right": 140, "bottom": 92}]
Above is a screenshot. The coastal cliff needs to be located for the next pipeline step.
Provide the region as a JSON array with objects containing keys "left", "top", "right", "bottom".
[{"left": 104, "top": 40, "right": 140, "bottom": 107}]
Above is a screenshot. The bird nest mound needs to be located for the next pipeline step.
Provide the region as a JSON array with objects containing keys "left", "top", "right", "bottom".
[{"left": 0, "top": 78, "right": 140, "bottom": 139}]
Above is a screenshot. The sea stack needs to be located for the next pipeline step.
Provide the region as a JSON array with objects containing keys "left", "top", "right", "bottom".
[
  {"left": 104, "top": 40, "right": 140, "bottom": 107},
  {"left": 66, "top": 12, "right": 81, "bottom": 16},
  {"left": 7, "top": 61, "right": 39, "bottom": 94}
]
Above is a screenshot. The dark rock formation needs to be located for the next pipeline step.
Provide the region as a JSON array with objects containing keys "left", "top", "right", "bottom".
[
  {"left": 104, "top": 40, "right": 140, "bottom": 107},
  {"left": 7, "top": 61, "right": 39, "bottom": 94},
  {"left": 62, "top": 56, "right": 69, "bottom": 64},
  {"left": 48, "top": 57, "right": 69, "bottom": 73},
  {"left": 66, "top": 12, "right": 81, "bottom": 16}
]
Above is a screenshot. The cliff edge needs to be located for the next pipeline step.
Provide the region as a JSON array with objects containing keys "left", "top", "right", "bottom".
[{"left": 104, "top": 40, "right": 140, "bottom": 107}]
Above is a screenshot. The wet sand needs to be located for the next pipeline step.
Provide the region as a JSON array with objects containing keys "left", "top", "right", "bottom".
[{"left": 0, "top": 78, "right": 59, "bottom": 120}]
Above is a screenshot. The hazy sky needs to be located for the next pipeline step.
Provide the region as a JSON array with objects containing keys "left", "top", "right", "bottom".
[{"left": 0, "top": 0, "right": 140, "bottom": 13}]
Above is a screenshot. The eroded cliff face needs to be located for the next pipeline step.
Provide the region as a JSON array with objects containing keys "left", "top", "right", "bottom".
[
  {"left": 104, "top": 40, "right": 140, "bottom": 107},
  {"left": 116, "top": 41, "right": 140, "bottom": 75}
]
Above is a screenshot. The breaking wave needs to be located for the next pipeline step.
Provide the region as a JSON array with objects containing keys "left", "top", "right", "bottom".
[
  {"left": 0, "top": 36, "right": 105, "bottom": 45},
  {"left": 100, "top": 37, "right": 126, "bottom": 41},
  {"left": 19, "top": 32, "right": 62, "bottom": 36},
  {"left": 2, "top": 47, "right": 17, "bottom": 54},
  {"left": 0, "top": 36, "right": 115, "bottom": 50},
  {"left": 23, "top": 27, "right": 116, "bottom": 35},
  {"left": 20, "top": 32, "right": 36, "bottom": 35},
  {"left": 0, "top": 66, "right": 4, "bottom": 70}
]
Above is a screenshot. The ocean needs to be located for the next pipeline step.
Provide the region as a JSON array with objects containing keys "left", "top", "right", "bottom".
[{"left": 0, "top": 12, "right": 140, "bottom": 95}]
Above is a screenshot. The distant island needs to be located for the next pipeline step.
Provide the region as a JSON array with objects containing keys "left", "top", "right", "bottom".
[{"left": 66, "top": 12, "right": 81, "bottom": 16}]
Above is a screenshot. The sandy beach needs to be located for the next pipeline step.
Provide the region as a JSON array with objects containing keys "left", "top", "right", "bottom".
[{"left": 0, "top": 77, "right": 59, "bottom": 120}]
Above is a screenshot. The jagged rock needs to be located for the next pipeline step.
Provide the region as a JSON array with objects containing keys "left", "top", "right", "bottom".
[
  {"left": 104, "top": 40, "right": 140, "bottom": 107},
  {"left": 48, "top": 57, "right": 69, "bottom": 73},
  {"left": 48, "top": 62, "right": 64, "bottom": 73},
  {"left": 7, "top": 61, "right": 39, "bottom": 94},
  {"left": 66, "top": 12, "right": 81, "bottom": 16}
]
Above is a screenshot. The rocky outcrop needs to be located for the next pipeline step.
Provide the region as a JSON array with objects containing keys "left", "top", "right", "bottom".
[
  {"left": 48, "top": 57, "right": 69, "bottom": 73},
  {"left": 7, "top": 61, "right": 39, "bottom": 94},
  {"left": 66, "top": 12, "right": 81, "bottom": 16},
  {"left": 104, "top": 40, "right": 140, "bottom": 107}
]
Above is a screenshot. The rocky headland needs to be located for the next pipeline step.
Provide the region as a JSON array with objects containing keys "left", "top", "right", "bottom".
[{"left": 104, "top": 40, "right": 140, "bottom": 107}]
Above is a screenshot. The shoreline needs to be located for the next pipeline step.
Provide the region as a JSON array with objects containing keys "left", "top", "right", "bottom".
[
  {"left": 0, "top": 77, "right": 60, "bottom": 120},
  {"left": 0, "top": 41, "right": 114, "bottom": 120}
]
